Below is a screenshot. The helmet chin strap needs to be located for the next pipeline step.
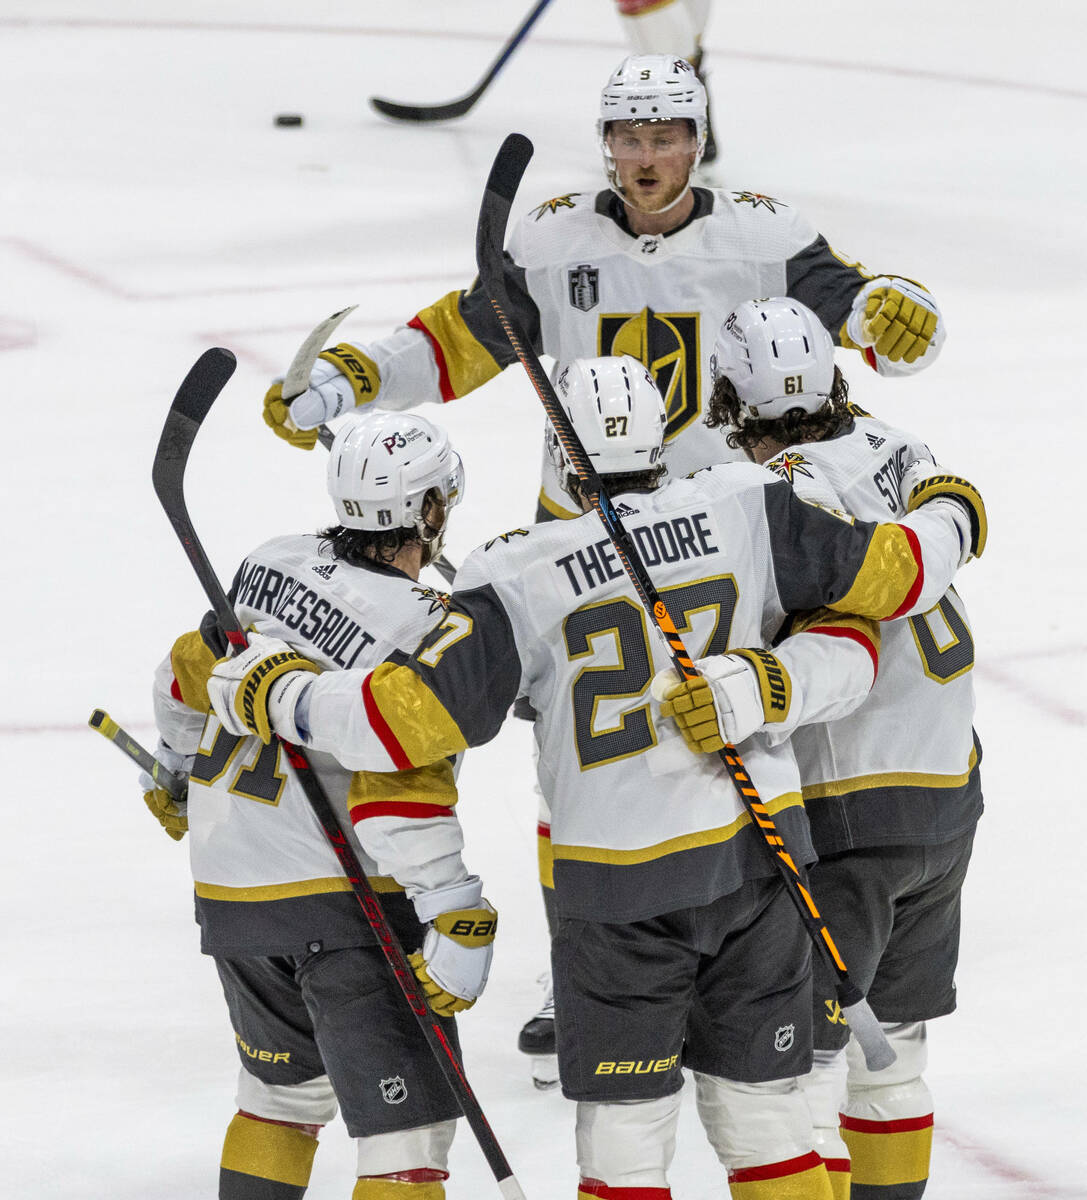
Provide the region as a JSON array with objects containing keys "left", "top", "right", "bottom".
[{"left": 607, "top": 178, "right": 693, "bottom": 217}]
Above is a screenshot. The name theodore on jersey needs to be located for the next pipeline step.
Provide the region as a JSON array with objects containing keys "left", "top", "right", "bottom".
[
  {"left": 234, "top": 560, "right": 376, "bottom": 668},
  {"left": 555, "top": 511, "right": 720, "bottom": 597}
]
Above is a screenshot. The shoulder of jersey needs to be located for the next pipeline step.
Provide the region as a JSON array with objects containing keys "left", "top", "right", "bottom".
[
  {"left": 703, "top": 187, "right": 816, "bottom": 254},
  {"left": 512, "top": 189, "right": 613, "bottom": 265}
]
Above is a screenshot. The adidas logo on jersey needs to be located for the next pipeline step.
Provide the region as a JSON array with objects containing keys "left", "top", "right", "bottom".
[
  {"left": 613, "top": 501, "right": 640, "bottom": 518},
  {"left": 311, "top": 563, "right": 337, "bottom": 580},
  {"left": 866, "top": 433, "right": 886, "bottom": 450}
]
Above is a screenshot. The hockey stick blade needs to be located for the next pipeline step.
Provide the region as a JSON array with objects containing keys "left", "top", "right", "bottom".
[
  {"left": 369, "top": 0, "right": 552, "bottom": 124},
  {"left": 88, "top": 708, "right": 186, "bottom": 799},
  {"left": 473, "top": 134, "right": 895, "bottom": 1073}
]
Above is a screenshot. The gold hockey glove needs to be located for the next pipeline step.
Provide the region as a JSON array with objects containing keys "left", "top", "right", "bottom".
[
  {"left": 143, "top": 787, "right": 188, "bottom": 841},
  {"left": 263, "top": 380, "right": 320, "bottom": 450},
  {"left": 411, "top": 879, "right": 497, "bottom": 1017},
  {"left": 843, "top": 277, "right": 941, "bottom": 364}
]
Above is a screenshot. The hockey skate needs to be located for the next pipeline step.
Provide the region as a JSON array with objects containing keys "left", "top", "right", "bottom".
[{"left": 517, "top": 972, "right": 559, "bottom": 1090}]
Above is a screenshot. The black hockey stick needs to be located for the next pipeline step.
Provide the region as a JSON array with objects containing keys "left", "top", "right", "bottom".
[
  {"left": 88, "top": 708, "right": 186, "bottom": 800},
  {"left": 151, "top": 348, "right": 526, "bottom": 1199},
  {"left": 369, "top": 0, "right": 553, "bottom": 123},
  {"left": 475, "top": 134, "right": 895, "bottom": 1071}
]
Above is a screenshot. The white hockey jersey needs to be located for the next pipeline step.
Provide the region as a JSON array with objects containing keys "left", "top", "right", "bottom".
[
  {"left": 762, "top": 414, "right": 983, "bottom": 852},
  {"left": 151, "top": 535, "right": 458, "bottom": 956},
  {"left": 297, "top": 466, "right": 967, "bottom": 924},
  {"left": 354, "top": 187, "right": 937, "bottom": 519}
]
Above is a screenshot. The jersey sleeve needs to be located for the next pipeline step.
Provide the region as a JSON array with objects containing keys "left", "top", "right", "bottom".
[
  {"left": 151, "top": 629, "right": 216, "bottom": 756},
  {"left": 785, "top": 234, "right": 874, "bottom": 345},
  {"left": 300, "top": 582, "right": 522, "bottom": 771},
  {"left": 761, "top": 478, "right": 965, "bottom": 621}
]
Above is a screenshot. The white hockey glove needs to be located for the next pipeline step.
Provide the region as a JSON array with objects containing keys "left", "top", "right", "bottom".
[
  {"left": 138, "top": 740, "right": 193, "bottom": 842},
  {"left": 206, "top": 633, "right": 320, "bottom": 744},
  {"left": 410, "top": 876, "right": 497, "bottom": 1018},
  {"left": 842, "top": 277, "right": 942, "bottom": 364},
  {"left": 900, "top": 460, "right": 987, "bottom": 564},
  {"left": 652, "top": 653, "right": 771, "bottom": 754},
  {"left": 289, "top": 343, "right": 381, "bottom": 429}
]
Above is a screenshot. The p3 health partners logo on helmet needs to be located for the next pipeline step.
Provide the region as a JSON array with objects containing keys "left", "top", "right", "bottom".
[
  {"left": 599, "top": 306, "right": 700, "bottom": 440},
  {"left": 379, "top": 1076, "right": 408, "bottom": 1105}
]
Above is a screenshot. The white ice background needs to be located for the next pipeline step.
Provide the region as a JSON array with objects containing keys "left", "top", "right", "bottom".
[{"left": 1, "top": 2, "right": 1084, "bottom": 1196}]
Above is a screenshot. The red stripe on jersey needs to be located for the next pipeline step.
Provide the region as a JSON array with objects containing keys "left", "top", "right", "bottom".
[
  {"left": 407, "top": 315, "right": 455, "bottom": 402},
  {"left": 886, "top": 523, "right": 924, "bottom": 619},
  {"left": 350, "top": 802, "right": 454, "bottom": 822},
  {"left": 170, "top": 677, "right": 183, "bottom": 702},
  {"left": 840, "top": 1113, "right": 934, "bottom": 1135},
  {"left": 728, "top": 1151, "right": 823, "bottom": 1183},
  {"left": 361, "top": 671, "right": 413, "bottom": 770},
  {"left": 537, "top": 822, "right": 551, "bottom": 840},
  {"left": 807, "top": 624, "right": 879, "bottom": 679}
]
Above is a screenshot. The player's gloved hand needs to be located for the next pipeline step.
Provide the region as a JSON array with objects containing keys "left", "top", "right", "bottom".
[
  {"left": 652, "top": 655, "right": 766, "bottom": 753},
  {"left": 900, "top": 460, "right": 987, "bottom": 564},
  {"left": 288, "top": 344, "right": 382, "bottom": 430},
  {"left": 410, "top": 876, "right": 497, "bottom": 1018},
  {"left": 263, "top": 379, "right": 320, "bottom": 450},
  {"left": 138, "top": 740, "right": 193, "bottom": 842},
  {"left": 842, "top": 277, "right": 941, "bottom": 363},
  {"left": 207, "top": 633, "right": 320, "bottom": 744}
]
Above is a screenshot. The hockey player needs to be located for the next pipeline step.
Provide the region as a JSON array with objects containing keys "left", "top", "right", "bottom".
[
  {"left": 612, "top": 1, "right": 719, "bottom": 162},
  {"left": 706, "top": 297, "right": 986, "bottom": 1200},
  {"left": 221, "top": 356, "right": 983, "bottom": 1199},
  {"left": 143, "top": 410, "right": 494, "bottom": 1200},
  {"left": 263, "top": 52, "right": 947, "bottom": 1062}
]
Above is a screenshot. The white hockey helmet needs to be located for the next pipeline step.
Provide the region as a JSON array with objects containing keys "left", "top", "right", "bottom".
[
  {"left": 548, "top": 354, "right": 667, "bottom": 482},
  {"left": 710, "top": 298, "right": 836, "bottom": 422},
  {"left": 598, "top": 54, "right": 708, "bottom": 186},
  {"left": 327, "top": 410, "right": 463, "bottom": 535}
]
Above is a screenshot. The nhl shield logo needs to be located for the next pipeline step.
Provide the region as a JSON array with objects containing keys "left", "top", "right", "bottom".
[
  {"left": 379, "top": 1076, "right": 408, "bottom": 1104},
  {"left": 774, "top": 1024, "right": 795, "bottom": 1053},
  {"left": 568, "top": 264, "right": 599, "bottom": 312}
]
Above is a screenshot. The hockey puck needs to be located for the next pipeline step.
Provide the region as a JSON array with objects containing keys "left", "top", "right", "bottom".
[{"left": 274, "top": 114, "right": 303, "bottom": 127}]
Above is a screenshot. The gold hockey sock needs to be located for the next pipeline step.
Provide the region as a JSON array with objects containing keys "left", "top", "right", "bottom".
[
  {"left": 219, "top": 1111, "right": 319, "bottom": 1199},
  {"left": 841, "top": 1113, "right": 932, "bottom": 1199},
  {"left": 728, "top": 1151, "right": 834, "bottom": 1199},
  {"left": 352, "top": 1169, "right": 447, "bottom": 1199}
]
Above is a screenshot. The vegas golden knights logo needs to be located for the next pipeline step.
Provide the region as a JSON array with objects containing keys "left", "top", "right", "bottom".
[{"left": 599, "top": 307, "right": 701, "bottom": 440}]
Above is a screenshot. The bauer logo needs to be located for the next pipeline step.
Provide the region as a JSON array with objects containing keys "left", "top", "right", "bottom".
[
  {"left": 595, "top": 1054, "right": 679, "bottom": 1076},
  {"left": 379, "top": 1076, "right": 408, "bottom": 1104},
  {"left": 568, "top": 264, "right": 600, "bottom": 312},
  {"left": 774, "top": 1024, "right": 795, "bottom": 1052}
]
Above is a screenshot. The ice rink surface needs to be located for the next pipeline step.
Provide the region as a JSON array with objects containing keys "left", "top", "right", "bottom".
[{"left": 2, "top": 1, "right": 1084, "bottom": 1195}]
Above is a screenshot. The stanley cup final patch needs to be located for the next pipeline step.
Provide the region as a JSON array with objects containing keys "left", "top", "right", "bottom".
[
  {"left": 569, "top": 264, "right": 600, "bottom": 312},
  {"left": 379, "top": 1076, "right": 408, "bottom": 1104}
]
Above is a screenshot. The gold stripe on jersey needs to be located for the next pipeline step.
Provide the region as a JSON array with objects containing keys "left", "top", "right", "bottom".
[
  {"left": 170, "top": 629, "right": 216, "bottom": 713},
  {"left": 790, "top": 608, "right": 881, "bottom": 645},
  {"left": 194, "top": 875, "right": 404, "bottom": 902},
  {"left": 347, "top": 759, "right": 457, "bottom": 815},
  {"left": 538, "top": 486, "right": 581, "bottom": 520},
  {"left": 413, "top": 290, "right": 503, "bottom": 398},
  {"left": 801, "top": 744, "right": 979, "bottom": 801},
  {"left": 553, "top": 791, "right": 803, "bottom": 866},
  {"left": 832, "top": 524, "right": 921, "bottom": 620},
  {"left": 366, "top": 661, "right": 470, "bottom": 766}
]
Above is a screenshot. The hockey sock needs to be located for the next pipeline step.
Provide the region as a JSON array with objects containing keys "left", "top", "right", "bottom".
[
  {"left": 839, "top": 1115, "right": 932, "bottom": 1199},
  {"left": 577, "top": 1182, "right": 672, "bottom": 1199},
  {"left": 352, "top": 1169, "right": 447, "bottom": 1199},
  {"left": 727, "top": 1152, "right": 834, "bottom": 1200},
  {"left": 219, "top": 1112, "right": 319, "bottom": 1199}
]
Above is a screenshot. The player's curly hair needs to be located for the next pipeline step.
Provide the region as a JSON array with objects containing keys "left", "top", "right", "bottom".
[
  {"left": 565, "top": 465, "right": 667, "bottom": 508},
  {"left": 705, "top": 366, "right": 852, "bottom": 455},
  {"left": 319, "top": 490, "right": 449, "bottom": 567}
]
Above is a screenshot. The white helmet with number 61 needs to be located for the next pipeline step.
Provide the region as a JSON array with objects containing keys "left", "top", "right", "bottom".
[
  {"left": 548, "top": 354, "right": 667, "bottom": 482},
  {"left": 710, "top": 298, "right": 836, "bottom": 423},
  {"left": 327, "top": 410, "right": 464, "bottom": 535}
]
